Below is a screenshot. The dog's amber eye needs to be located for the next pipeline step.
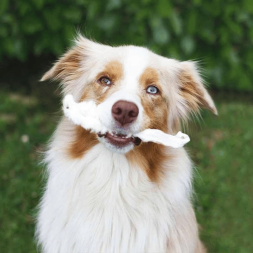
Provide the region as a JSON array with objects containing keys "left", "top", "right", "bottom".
[
  {"left": 98, "top": 76, "right": 112, "bottom": 86},
  {"left": 146, "top": 85, "right": 159, "bottom": 94}
]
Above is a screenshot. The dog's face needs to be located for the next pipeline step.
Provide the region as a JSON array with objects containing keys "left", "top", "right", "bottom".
[
  {"left": 42, "top": 35, "right": 217, "bottom": 154},
  {"left": 90, "top": 48, "right": 170, "bottom": 153}
]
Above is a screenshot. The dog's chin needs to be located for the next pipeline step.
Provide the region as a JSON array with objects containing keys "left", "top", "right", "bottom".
[{"left": 97, "top": 131, "right": 141, "bottom": 154}]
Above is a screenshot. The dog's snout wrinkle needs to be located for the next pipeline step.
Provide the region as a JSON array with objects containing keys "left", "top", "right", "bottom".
[{"left": 112, "top": 100, "right": 139, "bottom": 126}]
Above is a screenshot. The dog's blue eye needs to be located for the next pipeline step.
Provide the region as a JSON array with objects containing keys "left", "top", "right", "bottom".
[
  {"left": 99, "top": 77, "right": 112, "bottom": 86},
  {"left": 147, "top": 86, "right": 159, "bottom": 94}
]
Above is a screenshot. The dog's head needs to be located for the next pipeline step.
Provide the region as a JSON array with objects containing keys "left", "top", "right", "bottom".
[{"left": 41, "top": 35, "right": 217, "bottom": 154}]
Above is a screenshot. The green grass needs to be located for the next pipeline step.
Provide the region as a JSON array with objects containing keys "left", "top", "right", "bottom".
[
  {"left": 190, "top": 99, "right": 253, "bottom": 253},
  {"left": 0, "top": 84, "right": 252, "bottom": 252}
]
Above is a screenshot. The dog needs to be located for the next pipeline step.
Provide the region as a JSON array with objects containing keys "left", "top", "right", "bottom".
[{"left": 36, "top": 34, "right": 217, "bottom": 253}]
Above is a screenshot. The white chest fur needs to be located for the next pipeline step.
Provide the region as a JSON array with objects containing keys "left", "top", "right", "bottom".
[{"left": 36, "top": 139, "right": 199, "bottom": 253}]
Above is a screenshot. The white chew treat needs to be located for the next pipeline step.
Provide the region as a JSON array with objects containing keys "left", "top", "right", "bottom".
[
  {"left": 63, "top": 94, "right": 106, "bottom": 133},
  {"left": 62, "top": 94, "right": 190, "bottom": 148},
  {"left": 134, "top": 129, "right": 190, "bottom": 148}
]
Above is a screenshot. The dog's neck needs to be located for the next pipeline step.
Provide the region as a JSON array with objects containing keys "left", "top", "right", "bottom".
[
  {"left": 38, "top": 119, "right": 197, "bottom": 253},
  {"left": 46, "top": 119, "right": 193, "bottom": 203}
]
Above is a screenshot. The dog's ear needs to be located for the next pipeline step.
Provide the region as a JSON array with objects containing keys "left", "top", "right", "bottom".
[
  {"left": 177, "top": 61, "right": 217, "bottom": 118},
  {"left": 40, "top": 35, "right": 108, "bottom": 83},
  {"left": 40, "top": 47, "right": 82, "bottom": 82}
]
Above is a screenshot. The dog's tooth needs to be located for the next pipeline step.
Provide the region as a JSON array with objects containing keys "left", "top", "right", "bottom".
[{"left": 126, "top": 134, "right": 132, "bottom": 138}]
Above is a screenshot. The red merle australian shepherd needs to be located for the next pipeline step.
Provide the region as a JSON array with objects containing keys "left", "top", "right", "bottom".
[{"left": 36, "top": 35, "right": 217, "bottom": 253}]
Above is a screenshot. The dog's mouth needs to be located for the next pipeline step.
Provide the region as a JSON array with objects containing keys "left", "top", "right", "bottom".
[{"left": 98, "top": 131, "right": 141, "bottom": 148}]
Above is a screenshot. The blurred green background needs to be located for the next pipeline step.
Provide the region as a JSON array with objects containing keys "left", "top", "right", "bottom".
[{"left": 0, "top": 0, "right": 253, "bottom": 252}]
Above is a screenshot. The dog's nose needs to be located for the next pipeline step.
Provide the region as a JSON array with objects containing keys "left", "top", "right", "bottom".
[{"left": 112, "top": 100, "right": 139, "bottom": 126}]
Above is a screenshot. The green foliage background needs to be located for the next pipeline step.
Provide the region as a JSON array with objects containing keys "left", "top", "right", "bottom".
[
  {"left": 1, "top": 0, "right": 253, "bottom": 91},
  {"left": 1, "top": 1, "right": 253, "bottom": 252}
]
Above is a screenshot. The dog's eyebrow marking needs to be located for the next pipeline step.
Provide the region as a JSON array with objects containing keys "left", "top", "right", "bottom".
[
  {"left": 139, "top": 67, "right": 161, "bottom": 89},
  {"left": 92, "top": 60, "right": 124, "bottom": 104},
  {"left": 96, "top": 60, "right": 124, "bottom": 83}
]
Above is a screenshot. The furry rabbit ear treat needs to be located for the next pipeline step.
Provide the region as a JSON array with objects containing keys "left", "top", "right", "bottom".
[
  {"left": 63, "top": 94, "right": 190, "bottom": 148},
  {"left": 63, "top": 94, "right": 107, "bottom": 134},
  {"left": 134, "top": 130, "right": 190, "bottom": 149}
]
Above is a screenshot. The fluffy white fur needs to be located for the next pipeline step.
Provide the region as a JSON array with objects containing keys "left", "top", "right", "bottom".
[
  {"left": 63, "top": 94, "right": 190, "bottom": 149},
  {"left": 36, "top": 35, "right": 214, "bottom": 253},
  {"left": 63, "top": 94, "right": 106, "bottom": 134},
  {"left": 37, "top": 121, "right": 198, "bottom": 253}
]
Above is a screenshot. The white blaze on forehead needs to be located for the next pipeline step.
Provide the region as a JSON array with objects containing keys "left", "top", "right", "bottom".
[
  {"left": 87, "top": 46, "right": 153, "bottom": 135},
  {"left": 120, "top": 46, "right": 151, "bottom": 92}
]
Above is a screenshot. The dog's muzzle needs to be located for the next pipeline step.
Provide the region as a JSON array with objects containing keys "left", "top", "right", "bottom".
[{"left": 111, "top": 100, "right": 139, "bottom": 127}]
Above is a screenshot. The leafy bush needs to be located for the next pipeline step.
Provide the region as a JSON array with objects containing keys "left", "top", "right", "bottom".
[{"left": 1, "top": 0, "right": 252, "bottom": 91}]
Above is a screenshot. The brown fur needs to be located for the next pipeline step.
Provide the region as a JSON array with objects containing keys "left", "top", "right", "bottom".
[
  {"left": 39, "top": 37, "right": 215, "bottom": 252},
  {"left": 138, "top": 67, "right": 168, "bottom": 131},
  {"left": 126, "top": 67, "right": 170, "bottom": 182},
  {"left": 80, "top": 60, "right": 123, "bottom": 104},
  {"left": 41, "top": 47, "right": 83, "bottom": 82},
  {"left": 68, "top": 126, "right": 99, "bottom": 159},
  {"left": 179, "top": 69, "right": 215, "bottom": 114},
  {"left": 139, "top": 67, "right": 162, "bottom": 92},
  {"left": 96, "top": 60, "right": 124, "bottom": 85},
  {"left": 69, "top": 61, "right": 124, "bottom": 158},
  {"left": 126, "top": 143, "right": 171, "bottom": 182}
]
